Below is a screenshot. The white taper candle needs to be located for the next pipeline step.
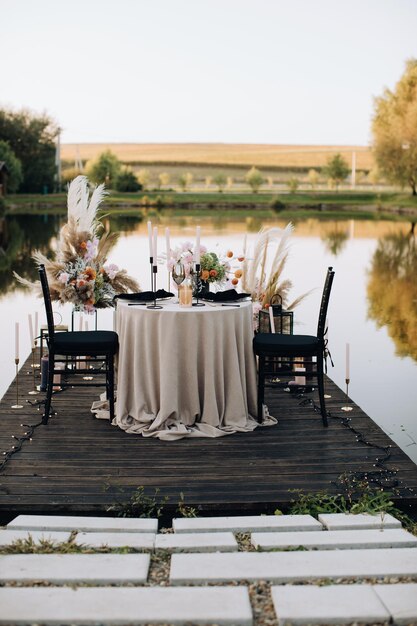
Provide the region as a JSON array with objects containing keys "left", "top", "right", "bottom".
[
  {"left": 165, "top": 227, "right": 170, "bottom": 260},
  {"left": 345, "top": 342, "right": 350, "bottom": 380},
  {"left": 147, "top": 221, "right": 153, "bottom": 258},
  {"left": 28, "top": 314, "right": 34, "bottom": 348},
  {"left": 153, "top": 226, "right": 158, "bottom": 265},
  {"left": 15, "top": 322, "right": 19, "bottom": 360},
  {"left": 195, "top": 226, "right": 201, "bottom": 264},
  {"left": 34, "top": 312, "right": 39, "bottom": 343}
]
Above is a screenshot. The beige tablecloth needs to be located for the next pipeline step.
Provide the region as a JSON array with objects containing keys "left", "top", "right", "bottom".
[{"left": 111, "top": 300, "right": 264, "bottom": 440}]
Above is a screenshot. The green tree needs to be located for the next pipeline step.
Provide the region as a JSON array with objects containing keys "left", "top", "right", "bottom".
[
  {"left": 307, "top": 169, "right": 319, "bottom": 191},
  {"left": 322, "top": 154, "right": 349, "bottom": 190},
  {"left": 86, "top": 150, "right": 122, "bottom": 187},
  {"left": 115, "top": 168, "right": 142, "bottom": 192},
  {"left": 137, "top": 169, "right": 151, "bottom": 190},
  {"left": 372, "top": 59, "right": 417, "bottom": 195},
  {"left": 0, "top": 140, "right": 23, "bottom": 193},
  {"left": 287, "top": 177, "right": 299, "bottom": 194},
  {"left": 245, "top": 167, "right": 265, "bottom": 193},
  {"left": 213, "top": 173, "right": 226, "bottom": 192},
  {"left": 0, "top": 108, "right": 58, "bottom": 193},
  {"left": 178, "top": 172, "right": 193, "bottom": 192},
  {"left": 158, "top": 172, "right": 170, "bottom": 189}
]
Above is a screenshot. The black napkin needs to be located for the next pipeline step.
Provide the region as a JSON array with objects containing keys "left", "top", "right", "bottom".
[
  {"left": 115, "top": 289, "right": 174, "bottom": 301},
  {"left": 201, "top": 289, "right": 251, "bottom": 302}
]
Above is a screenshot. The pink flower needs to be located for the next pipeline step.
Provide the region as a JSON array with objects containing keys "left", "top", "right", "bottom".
[
  {"left": 58, "top": 272, "right": 70, "bottom": 284},
  {"left": 103, "top": 263, "right": 119, "bottom": 280}
]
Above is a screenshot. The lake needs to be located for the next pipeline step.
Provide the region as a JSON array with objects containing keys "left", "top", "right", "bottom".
[{"left": 2, "top": 212, "right": 416, "bottom": 463}]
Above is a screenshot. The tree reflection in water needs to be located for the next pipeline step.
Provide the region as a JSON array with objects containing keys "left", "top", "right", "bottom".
[
  {"left": 367, "top": 230, "right": 417, "bottom": 360},
  {"left": 321, "top": 226, "right": 349, "bottom": 256}
]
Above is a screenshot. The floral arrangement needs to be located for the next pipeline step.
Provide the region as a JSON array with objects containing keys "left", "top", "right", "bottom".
[
  {"left": 16, "top": 176, "right": 139, "bottom": 312},
  {"left": 168, "top": 242, "right": 244, "bottom": 288}
]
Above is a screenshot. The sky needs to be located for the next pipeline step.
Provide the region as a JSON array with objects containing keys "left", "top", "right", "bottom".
[{"left": 1, "top": 0, "right": 417, "bottom": 146}]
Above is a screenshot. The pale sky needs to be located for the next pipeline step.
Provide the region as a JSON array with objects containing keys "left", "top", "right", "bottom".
[{"left": 1, "top": 0, "right": 416, "bottom": 146}]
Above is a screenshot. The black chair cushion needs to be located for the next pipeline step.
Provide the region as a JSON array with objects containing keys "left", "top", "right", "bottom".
[
  {"left": 253, "top": 332, "right": 323, "bottom": 357},
  {"left": 53, "top": 330, "right": 119, "bottom": 356}
]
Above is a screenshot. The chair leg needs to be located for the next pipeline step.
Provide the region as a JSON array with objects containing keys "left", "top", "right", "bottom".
[
  {"left": 43, "top": 351, "right": 55, "bottom": 425},
  {"left": 108, "top": 355, "right": 115, "bottom": 421},
  {"left": 317, "top": 354, "right": 328, "bottom": 427},
  {"left": 257, "top": 355, "right": 265, "bottom": 423}
]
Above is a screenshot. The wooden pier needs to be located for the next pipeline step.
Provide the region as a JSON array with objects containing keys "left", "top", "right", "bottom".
[{"left": 1, "top": 352, "right": 417, "bottom": 523}]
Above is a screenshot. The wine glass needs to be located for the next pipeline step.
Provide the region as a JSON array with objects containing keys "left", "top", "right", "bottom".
[{"left": 172, "top": 262, "right": 186, "bottom": 302}]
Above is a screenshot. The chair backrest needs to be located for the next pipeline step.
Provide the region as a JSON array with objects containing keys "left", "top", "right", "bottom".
[
  {"left": 316, "top": 266, "right": 335, "bottom": 339},
  {"left": 38, "top": 264, "right": 55, "bottom": 343}
]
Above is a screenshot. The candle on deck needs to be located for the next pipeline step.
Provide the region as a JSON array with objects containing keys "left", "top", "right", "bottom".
[
  {"left": 15, "top": 322, "right": 19, "bottom": 360},
  {"left": 195, "top": 226, "right": 201, "bottom": 264},
  {"left": 28, "top": 314, "right": 34, "bottom": 348},
  {"left": 153, "top": 227, "right": 158, "bottom": 265},
  {"left": 345, "top": 342, "right": 350, "bottom": 380},
  {"left": 34, "top": 312, "right": 39, "bottom": 344},
  {"left": 147, "top": 221, "right": 153, "bottom": 259}
]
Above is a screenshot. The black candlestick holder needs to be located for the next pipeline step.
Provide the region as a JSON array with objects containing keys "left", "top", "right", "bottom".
[
  {"left": 147, "top": 265, "right": 163, "bottom": 310},
  {"left": 192, "top": 263, "right": 205, "bottom": 307},
  {"left": 341, "top": 378, "right": 353, "bottom": 412}
]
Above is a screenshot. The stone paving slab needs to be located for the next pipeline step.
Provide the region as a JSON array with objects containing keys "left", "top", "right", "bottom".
[
  {"left": 271, "top": 584, "right": 390, "bottom": 625},
  {"left": 155, "top": 531, "right": 238, "bottom": 552},
  {"left": 0, "top": 529, "right": 155, "bottom": 549},
  {"left": 251, "top": 528, "right": 417, "bottom": 550},
  {"left": 170, "top": 548, "right": 417, "bottom": 584},
  {"left": 173, "top": 514, "right": 322, "bottom": 533},
  {"left": 0, "top": 586, "right": 253, "bottom": 625},
  {"left": 7, "top": 514, "right": 157, "bottom": 533},
  {"left": 373, "top": 583, "right": 417, "bottom": 626},
  {"left": 318, "top": 512, "right": 402, "bottom": 530},
  {"left": 0, "top": 554, "right": 150, "bottom": 584}
]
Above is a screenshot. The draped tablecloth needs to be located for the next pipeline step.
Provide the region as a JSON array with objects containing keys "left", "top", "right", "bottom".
[{"left": 111, "top": 300, "right": 264, "bottom": 440}]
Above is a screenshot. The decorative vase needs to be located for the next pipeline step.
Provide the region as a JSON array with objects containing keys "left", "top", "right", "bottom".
[{"left": 192, "top": 276, "right": 210, "bottom": 298}]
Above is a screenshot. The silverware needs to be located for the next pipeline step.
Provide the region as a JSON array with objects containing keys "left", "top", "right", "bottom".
[{"left": 221, "top": 304, "right": 240, "bottom": 307}]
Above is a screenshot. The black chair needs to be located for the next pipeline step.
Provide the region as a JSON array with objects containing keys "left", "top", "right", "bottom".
[
  {"left": 38, "top": 264, "right": 119, "bottom": 425},
  {"left": 253, "top": 267, "right": 335, "bottom": 427}
]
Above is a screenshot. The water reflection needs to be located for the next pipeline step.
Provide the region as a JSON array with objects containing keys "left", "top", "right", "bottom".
[
  {"left": 367, "top": 232, "right": 417, "bottom": 361},
  {"left": 321, "top": 226, "right": 349, "bottom": 256}
]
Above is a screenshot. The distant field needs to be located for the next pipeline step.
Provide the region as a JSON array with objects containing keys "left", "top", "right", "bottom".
[{"left": 61, "top": 143, "right": 374, "bottom": 171}]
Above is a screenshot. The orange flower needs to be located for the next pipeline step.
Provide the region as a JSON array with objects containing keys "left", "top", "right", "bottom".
[
  {"left": 85, "top": 267, "right": 97, "bottom": 280},
  {"left": 77, "top": 279, "right": 86, "bottom": 287},
  {"left": 201, "top": 269, "right": 210, "bottom": 280},
  {"left": 86, "top": 298, "right": 95, "bottom": 306},
  {"left": 226, "top": 250, "right": 233, "bottom": 258},
  {"left": 209, "top": 269, "right": 217, "bottom": 277},
  {"left": 231, "top": 278, "right": 239, "bottom": 285},
  {"left": 237, "top": 255, "right": 245, "bottom": 262},
  {"left": 264, "top": 303, "right": 270, "bottom": 309},
  {"left": 100, "top": 267, "right": 105, "bottom": 274},
  {"left": 234, "top": 269, "right": 243, "bottom": 279},
  {"left": 80, "top": 241, "right": 87, "bottom": 250}
]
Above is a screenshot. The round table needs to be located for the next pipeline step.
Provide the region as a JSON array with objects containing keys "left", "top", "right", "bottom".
[{"left": 113, "top": 300, "right": 259, "bottom": 440}]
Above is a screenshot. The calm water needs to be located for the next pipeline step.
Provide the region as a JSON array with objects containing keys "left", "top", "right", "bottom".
[{"left": 2, "top": 213, "right": 416, "bottom": 462}]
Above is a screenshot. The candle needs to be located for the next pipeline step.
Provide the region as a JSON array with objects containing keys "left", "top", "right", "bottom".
[
  {"left": 269, "top": 306, "right": 275, "bottom": 333},
  {"left": 79, "top": 315, "right": 83, "bottom": 332},
  {"left": 165, "top": 227, "right": 170, "bottom": 260},
  {"left": 34, "top": 312, "right": 39, "bottom": 343},
  {"left": 28, "top": 314, "right": 34, "bottom": 348},
  {"left": 15, "top": 322, "right": 19, "bottom": 360},
  {"left": 153, "top": 226, "right": 158, "bottom": 265},
  {"left": 195, "top": 226, "right": 201, "bottom": 264},
  {"left": 147, "top": 221, "right": 153, "bottom": 258},
  {"left": 345, "top": 342, "right": 350, "bottom": 380}
]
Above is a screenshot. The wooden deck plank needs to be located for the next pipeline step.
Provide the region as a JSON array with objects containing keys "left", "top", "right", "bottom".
[{"left": 0, "top": 352, "right": 416, "bottom": 521}]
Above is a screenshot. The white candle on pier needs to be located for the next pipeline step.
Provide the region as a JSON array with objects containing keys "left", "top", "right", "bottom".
[
  {"left": 153, "top": 227, "right": 158, "bottom": 265},
  {"left": 345, "top": 342, "right": 350, "bottom": 380},
  {"left": 34, "top": 312, "right": 39, "bottom": 343},
  {"left": 28, "top": 314, "right": 34, "bottom": 348},
  {"left": 15, "top": 322, "right": 19, "bottom": 360},
  {"left": 195, "top": 226, "right": 201, "bottom": 264},
  {"left": 147, "top": 221, "right": 153, "bottom": 259}
]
